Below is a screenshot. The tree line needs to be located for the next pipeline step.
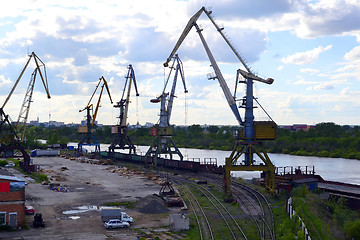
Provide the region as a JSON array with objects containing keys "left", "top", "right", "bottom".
[
  {"left": 264, "top": 122, "right": 360, "bottom": 160},
  {"left": 23, "top": 122, "right": 360, "bottom": 160}
]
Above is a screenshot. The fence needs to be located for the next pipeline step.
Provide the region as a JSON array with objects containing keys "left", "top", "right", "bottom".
[{"left": 287, "top": 197, "right": 312, "bottom": 240}]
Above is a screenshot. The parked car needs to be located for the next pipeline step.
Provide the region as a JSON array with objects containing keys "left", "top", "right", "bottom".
[
  {"left": 101, "top": 208, "right": 133, "bottom": 223},
  {"left": 104, "top": 219, "right": 130, "bottom": 229},
  {"left": 5, "top": 163, "right": 15, "bottom": 168},
  {"left": 25, "top": 206, "right": 35, "bottom": 215}
]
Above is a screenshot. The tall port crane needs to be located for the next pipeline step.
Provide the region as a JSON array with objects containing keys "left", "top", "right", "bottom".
[
  {"left": 0, "top": 52, "right": 50, "bottom": 172},
  {"left": 78, "top": 76, "right": 113, "bottom": 154},
  {"left": 145, "top": 54, "right": 188, "bottom": 165},
  {"left": 165, "top": 7, "right": 277, "bottom": 194},
  {"left": 108, "top": 65, "right": 139, "bottom": 156}
]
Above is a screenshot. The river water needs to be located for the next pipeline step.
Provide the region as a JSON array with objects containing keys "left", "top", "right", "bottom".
[{"left": 71, "top": 143, "right": 360, "bottom": 185}]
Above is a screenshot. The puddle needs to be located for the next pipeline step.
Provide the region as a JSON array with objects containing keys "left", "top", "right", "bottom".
[
  {"left": 69, "top": 216, "right": 80, "bottom": 220},
  {"left": 63, "top": 209, "right": 88, "bottom": 214},
  {"left": 62, "top": 205, "right": 115, "bottom": 215}
]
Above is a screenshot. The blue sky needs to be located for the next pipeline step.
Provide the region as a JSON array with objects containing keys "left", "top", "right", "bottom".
[{"left": 0, "top": 0, "right": 360, "bottom": 126}]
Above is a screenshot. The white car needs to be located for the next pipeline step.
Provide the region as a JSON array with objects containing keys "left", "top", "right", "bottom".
[
  {"left": 104, "top": 219, "right": 130, "bottom": 229},
  {"left": 5, "top": 163, "right": 15, "bottom": 168}
]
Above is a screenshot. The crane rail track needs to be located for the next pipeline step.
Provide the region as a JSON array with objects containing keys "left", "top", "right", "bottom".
[
  {"left": 157, "top": 171, "right": 276, "bottom": 240},
  {"left": 176, "top": 179, "right": 248, "bottom": 240},
  {"left": 231, "top": 181, "right": 275, "bottom": 240},
  {"left": 176, "top": 181, "right": 214, "bottom": 240}
]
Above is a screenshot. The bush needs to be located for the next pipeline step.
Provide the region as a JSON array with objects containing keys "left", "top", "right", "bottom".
[
  {"left": 316, "top": 150, "right": 329, "bottom": 157},
  {"left": 344, "top": 152, "right": 357, "bottom": 159},
  {"left": 0, "top": 160, "right": 8, "bottom": 167},
  {"left": 345, "top": 219, "right": 360, "bottom": 239},
  {"left": 31, "top": 173, "right": 49, "bottom": 183}
]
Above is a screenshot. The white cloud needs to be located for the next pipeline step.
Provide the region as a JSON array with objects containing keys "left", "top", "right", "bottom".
[
  {"left": 344, "top": 46, "right": 360, "bottom": 60},
  {"left": 313, "top": 83, "right": 335, "bottom": 90},
  {"left": 295, "top": 0, "right": 360, "bottom": 38},
  {"left": 300, "top": 68, "right": 320, "bottom": 75},
  {"left": 294, "top": 79, "right": 319, "bottom": 85},
  {"left": 0, "top": 59, "right": 9, "bottom": 69},
  {"left": 0, "top": 75, "right": 12, "bottom": 87},
  {"left": 281, "top": 45, "right": 332, "bottom": 65},
  {"left": 341, "top": 87, "right": 360, "bottom": 96}
]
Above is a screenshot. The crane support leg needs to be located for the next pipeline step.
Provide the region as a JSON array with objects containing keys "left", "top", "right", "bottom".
[
  {"left": 223, "top": 142, "right": 276, "bottom": 195},
  {"left": 145, "top": 135, "right": 183, "bottom": 166}
]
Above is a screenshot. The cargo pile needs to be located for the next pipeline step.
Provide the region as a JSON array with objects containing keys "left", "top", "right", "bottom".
[
  {"left": 105, "top": 166, "right": 166, "bottom": 185},
  {"left": 136, "top": 194, "right": 169, "bottom": 214}
]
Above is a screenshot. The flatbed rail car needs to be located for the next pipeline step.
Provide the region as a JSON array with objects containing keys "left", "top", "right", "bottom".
[{"left": 100, "top": 151, "right": 203, "bottom": 172}]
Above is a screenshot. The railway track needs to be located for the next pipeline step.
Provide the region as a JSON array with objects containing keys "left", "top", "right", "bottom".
[
  {"left": 231, "top": 181, "right": 275, "bottom": 240},
  {"left": 175, "top": 178, "right": 248, "bottom": 239},
  {"left": 179, "top": 182, "right": 215, "bottom": 240},
  {"left": 157, "top": 170, "right": 275, "bottom": 239},
  {"left": 186, "top": 172, "right": 275, "bottom": 240}
]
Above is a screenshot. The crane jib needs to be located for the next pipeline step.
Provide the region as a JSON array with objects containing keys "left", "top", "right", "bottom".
[{"left": 230, "top": 103, "right": 243, "bottom": 125}]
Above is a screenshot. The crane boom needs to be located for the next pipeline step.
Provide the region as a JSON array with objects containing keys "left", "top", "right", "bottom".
[
  {"left": 166, "top": 55, "right": 187, "bottom": 124},
  {"left": 163, "top": 7, "right": 205, "bottom": 67},
  {"left": 2, "top": 56, "right": 32, "bottom": 109},
  {"left": 80, "top": 76, "right": 113, "bottom": 126},
  {"left": 32, "top": 53, "right": 51, "bottom": 98},
  {"left": 118, "top": 65, "right": 139, "bottom": 127},
  {"left": 16, "top": 69, "right": 37, "bottom": 142},
  {"left": 203, "top": 9, "right": 252, "bottom": 74},
  {"left": 194, "top": 23, "right": 242, "bottom": 125},
  {"left": 1, "top": 52, "right": 50, "bottom": 109}
]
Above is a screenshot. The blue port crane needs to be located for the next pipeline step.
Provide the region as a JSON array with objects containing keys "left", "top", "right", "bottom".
[
  {"left": 145, "top": 54, "right": 188, "bottom": 165},
  {"left": 164, "top": 7, "right": 277, "bottom": 194}
]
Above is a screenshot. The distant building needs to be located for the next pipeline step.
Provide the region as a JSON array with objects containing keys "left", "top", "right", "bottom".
[
  {"left": 49, "top": 121, "right": 65, "bottom": 127},
  {"left": 81, "top": 120, "right": 97, "bottom": 126},
  {"left": 143, "top": 122, "right": 154, "bottom": 128},
  {"left": 0, "top": 169, "right": 26, "bottom": 228},
  {"left": 280, "top": 124, "right": 315, "bottom": 132}
]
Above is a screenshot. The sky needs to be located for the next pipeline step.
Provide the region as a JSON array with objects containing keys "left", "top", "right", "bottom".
[{"left": 0, "top": 0, "right": 360, "bottom": 127}]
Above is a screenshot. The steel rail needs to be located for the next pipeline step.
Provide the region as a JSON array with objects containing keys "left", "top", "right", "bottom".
[
  {"left": 232, "top": 181, "right": 275, "bottom": 240},
  {"left": 177, "top": 181, "right": 215, "bottom": 240},
  {"left": 177, "top": 181, "right": 203, "bottom": 240},
  {"left": 232, "top": 185, "right": 263, "bottom": 239},
  {"left": 191, "top": 183, "right": 249, "bottom": 240}
]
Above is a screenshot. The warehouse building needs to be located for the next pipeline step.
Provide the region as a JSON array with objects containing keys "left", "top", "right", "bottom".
[{"left": 0, "top": 169, "right": 25, "bottom": 228}]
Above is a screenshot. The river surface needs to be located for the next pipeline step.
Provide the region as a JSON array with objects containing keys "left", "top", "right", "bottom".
[{"left": 70, "top": 143, "right": 360, "bottom": 185}]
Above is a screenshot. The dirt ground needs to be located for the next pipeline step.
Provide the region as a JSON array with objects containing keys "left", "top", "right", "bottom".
[{"left": 1, "top": 156, "right": 186, "bottom": 239}]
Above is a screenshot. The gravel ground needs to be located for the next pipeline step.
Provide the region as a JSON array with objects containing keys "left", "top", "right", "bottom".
[{"left": 1, "top": 156, "right": 183, "bottom": 239}]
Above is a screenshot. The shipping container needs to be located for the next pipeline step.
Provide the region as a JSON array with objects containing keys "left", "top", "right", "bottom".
[
  {"left": 131, "top": 155, "right": 142, "bottom": 162},
  {"left": 100, "top": 151, "right": 108, "bottom": 157},
  {"left": 30, "top": 149, "right": 60, "bottom": 157}
]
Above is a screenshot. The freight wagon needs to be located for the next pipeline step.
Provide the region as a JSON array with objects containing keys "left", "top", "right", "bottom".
[
  {"left": 30, "top": 149, "right": 60, "bottom": 157},
  {"left": 100, "top": 151, "right": 201, "bottom": 172}
]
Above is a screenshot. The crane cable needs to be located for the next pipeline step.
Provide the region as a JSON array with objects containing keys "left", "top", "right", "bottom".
[
  {"left": 184, "top": 90, "right": 188, "bottom": 159},
  {"left": 136, "top": 94, "right": 139, "bottom": 125}
]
